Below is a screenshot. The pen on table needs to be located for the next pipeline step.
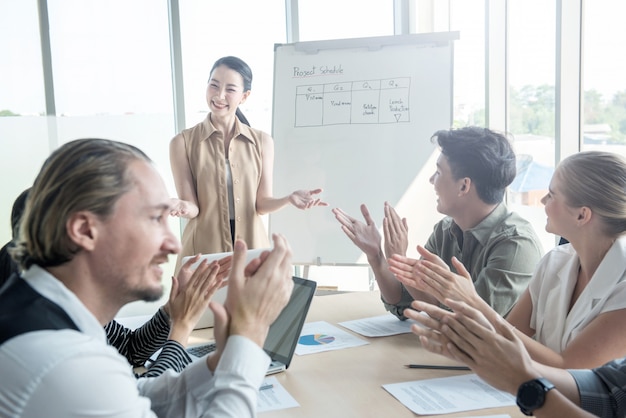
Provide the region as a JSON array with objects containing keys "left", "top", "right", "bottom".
[
  {"left": 404, "top": 364, "right": 471, "bottom": 370},
  {"left": 260, "top": 384, "right": 274, "bottom": 391}
]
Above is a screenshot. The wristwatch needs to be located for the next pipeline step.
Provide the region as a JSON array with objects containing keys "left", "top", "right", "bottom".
[{"left": 516, "top": 377, "right": 555, "bottom": 416}]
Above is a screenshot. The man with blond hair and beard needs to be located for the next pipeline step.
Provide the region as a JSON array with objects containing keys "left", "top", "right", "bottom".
[{"left": 0, "top": 138, "right": 294, "bottom": 417}]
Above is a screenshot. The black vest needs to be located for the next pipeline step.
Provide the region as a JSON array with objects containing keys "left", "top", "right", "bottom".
[{"left": 0, "top": 273, "right": 78, "bottom": 345}]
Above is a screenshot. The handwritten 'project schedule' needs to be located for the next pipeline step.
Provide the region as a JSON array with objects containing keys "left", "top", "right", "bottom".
[{"left": 294, "top": 77, "right": 411, "bottom": 127}]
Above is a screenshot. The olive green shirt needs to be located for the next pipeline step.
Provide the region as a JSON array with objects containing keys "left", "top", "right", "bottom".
[{"left": 383, "top": 203, "right": 544, "bottom": 318}]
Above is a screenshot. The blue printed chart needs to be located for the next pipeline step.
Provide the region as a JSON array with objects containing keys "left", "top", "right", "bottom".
[
  {"left": 299, "top": 334, "right": 336, "bottom": 345},
  {"left": 296, "top": 321, "right": 369, "bottom": 355}
]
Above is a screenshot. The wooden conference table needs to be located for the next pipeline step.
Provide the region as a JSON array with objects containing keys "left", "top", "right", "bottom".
[{"left": 190, "top": 291, "right": 525, "bottom": 418}]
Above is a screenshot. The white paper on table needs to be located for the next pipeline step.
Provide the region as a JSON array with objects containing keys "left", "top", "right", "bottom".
[
  {"left": 295, "top": 321, "right": 369, "bottom": 355},
  {"left": 257, "top": 376, "right": 299, "bottom": 413},
  {"left": 338, "top": 314, "right": 419, "bottom": 337},
  {"left": 383, "top": 373, "right": 516, "bottom": 415}
]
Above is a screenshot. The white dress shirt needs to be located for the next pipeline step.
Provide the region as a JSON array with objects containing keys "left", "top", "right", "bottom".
[{"left": 0, "top": 265, "right": 270, "bottom": 418}]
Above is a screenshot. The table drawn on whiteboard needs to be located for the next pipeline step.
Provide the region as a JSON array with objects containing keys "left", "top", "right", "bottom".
[{"left": 294, "top": 77, "right": 411, "bottom": 127}]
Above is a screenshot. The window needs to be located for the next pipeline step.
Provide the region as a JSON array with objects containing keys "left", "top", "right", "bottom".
[
  {"left": 0, "top": 0, "right": 45, "bottom": 116},
  {"left": 298, "top": 0, "right": 393, "bottom": 42},
  {"left": 47, "top": 0, "right": 175, "bottom": 186},
  {"left": 0, "top": 0, "right": 48, "bottom": 245},
  {"left": 47, "top": 0, "right": 172, "bottom": 116},
  {"left": 179, "top": 0, "right": 286, "bottom": 133},
  {"left": 449, "top": 0, "right": 486, "bottom": 127},
  {"left": 507, "top": 0, "right": 556, "bottom": 251},
  {"left": 581, "top": 0, "right": 626, "bottom": 156}
]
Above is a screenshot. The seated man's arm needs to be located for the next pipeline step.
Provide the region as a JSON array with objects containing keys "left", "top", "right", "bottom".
[
  {"left": 568, "top": 360, "right": 626, "bottom": 418},
  {"left": 381, "top": 280, "right": 438, "bottom": 320},
  {"left": 531, "top": 387, "right": 596, "bottom": 418},
  {"left": 333, "top": 205, "right": 423, "bottom": 310},
  {"left": 384, "top": 232, "right": 542, "bottom": 320},
  {"left": 140, "top": 336, "right": 269, "bottom": 418},
  {"left": 382, "top": 226, "right": 451, "bottom": 319}
]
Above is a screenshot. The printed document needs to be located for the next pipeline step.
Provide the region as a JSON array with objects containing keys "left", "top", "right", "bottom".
[
  {"left": 257, "top": 376, "right": 299, "bottom": 413},
  {"left": 383, "top": 373, "right": 516, "bottom": 415},
  {"left": 339, "top": 314, "right": 418, "bottom": 337}
]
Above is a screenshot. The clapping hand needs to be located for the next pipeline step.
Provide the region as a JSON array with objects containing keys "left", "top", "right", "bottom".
[
  {"left": 383, "top": 202, "right": 409, "bottom": 259},
  {"left": 332, "top": 204, "right": 384, "bottom": 261}
]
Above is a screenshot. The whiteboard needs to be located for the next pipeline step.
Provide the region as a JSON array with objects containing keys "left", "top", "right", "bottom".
[{"left": 269, "top": 32, "right": 458, "bottom": 265}]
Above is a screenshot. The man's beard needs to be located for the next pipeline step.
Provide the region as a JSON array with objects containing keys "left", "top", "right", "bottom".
[{"left": 134, "top": 285, "right": 164, "bottom": 303}]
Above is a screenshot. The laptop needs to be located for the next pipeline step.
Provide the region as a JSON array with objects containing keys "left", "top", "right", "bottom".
[
  {"left": 181, "top": 248, "right": 269, "bottom": 329},
  {"left": 187, "top": 275, "right": 317, "bottom": 375}
]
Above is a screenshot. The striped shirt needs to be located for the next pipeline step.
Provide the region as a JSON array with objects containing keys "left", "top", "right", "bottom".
[{"left": 105, "top": 308, "right": 192, "bottom": 378}]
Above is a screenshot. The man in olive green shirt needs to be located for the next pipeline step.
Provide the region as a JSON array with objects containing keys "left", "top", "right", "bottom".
[{"left": 333, "top": 126, "right": 544, "bottom": 317}]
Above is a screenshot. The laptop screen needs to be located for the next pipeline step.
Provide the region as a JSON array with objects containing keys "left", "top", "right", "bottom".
[{"left": 263, "top": 276, "right": 316, "bottom": 368}]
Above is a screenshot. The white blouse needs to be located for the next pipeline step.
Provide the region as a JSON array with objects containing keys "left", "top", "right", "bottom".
[{"left": 529, "top": 235, "right": 626, "bottom": 352}]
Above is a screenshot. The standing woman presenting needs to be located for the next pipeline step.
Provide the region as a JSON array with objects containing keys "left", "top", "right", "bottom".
[{"left": 170, "top": 56, "right": 326, "bottom": 268}]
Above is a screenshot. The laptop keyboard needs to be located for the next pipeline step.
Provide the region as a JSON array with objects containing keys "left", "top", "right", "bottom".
[{"left": 187, "top": 343, "right": 217, "bottom": 357}]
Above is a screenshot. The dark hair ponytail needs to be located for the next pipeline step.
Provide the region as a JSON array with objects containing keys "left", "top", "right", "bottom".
[{"left": 235, "top": 108, "right": 250, "bottom": 126}]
